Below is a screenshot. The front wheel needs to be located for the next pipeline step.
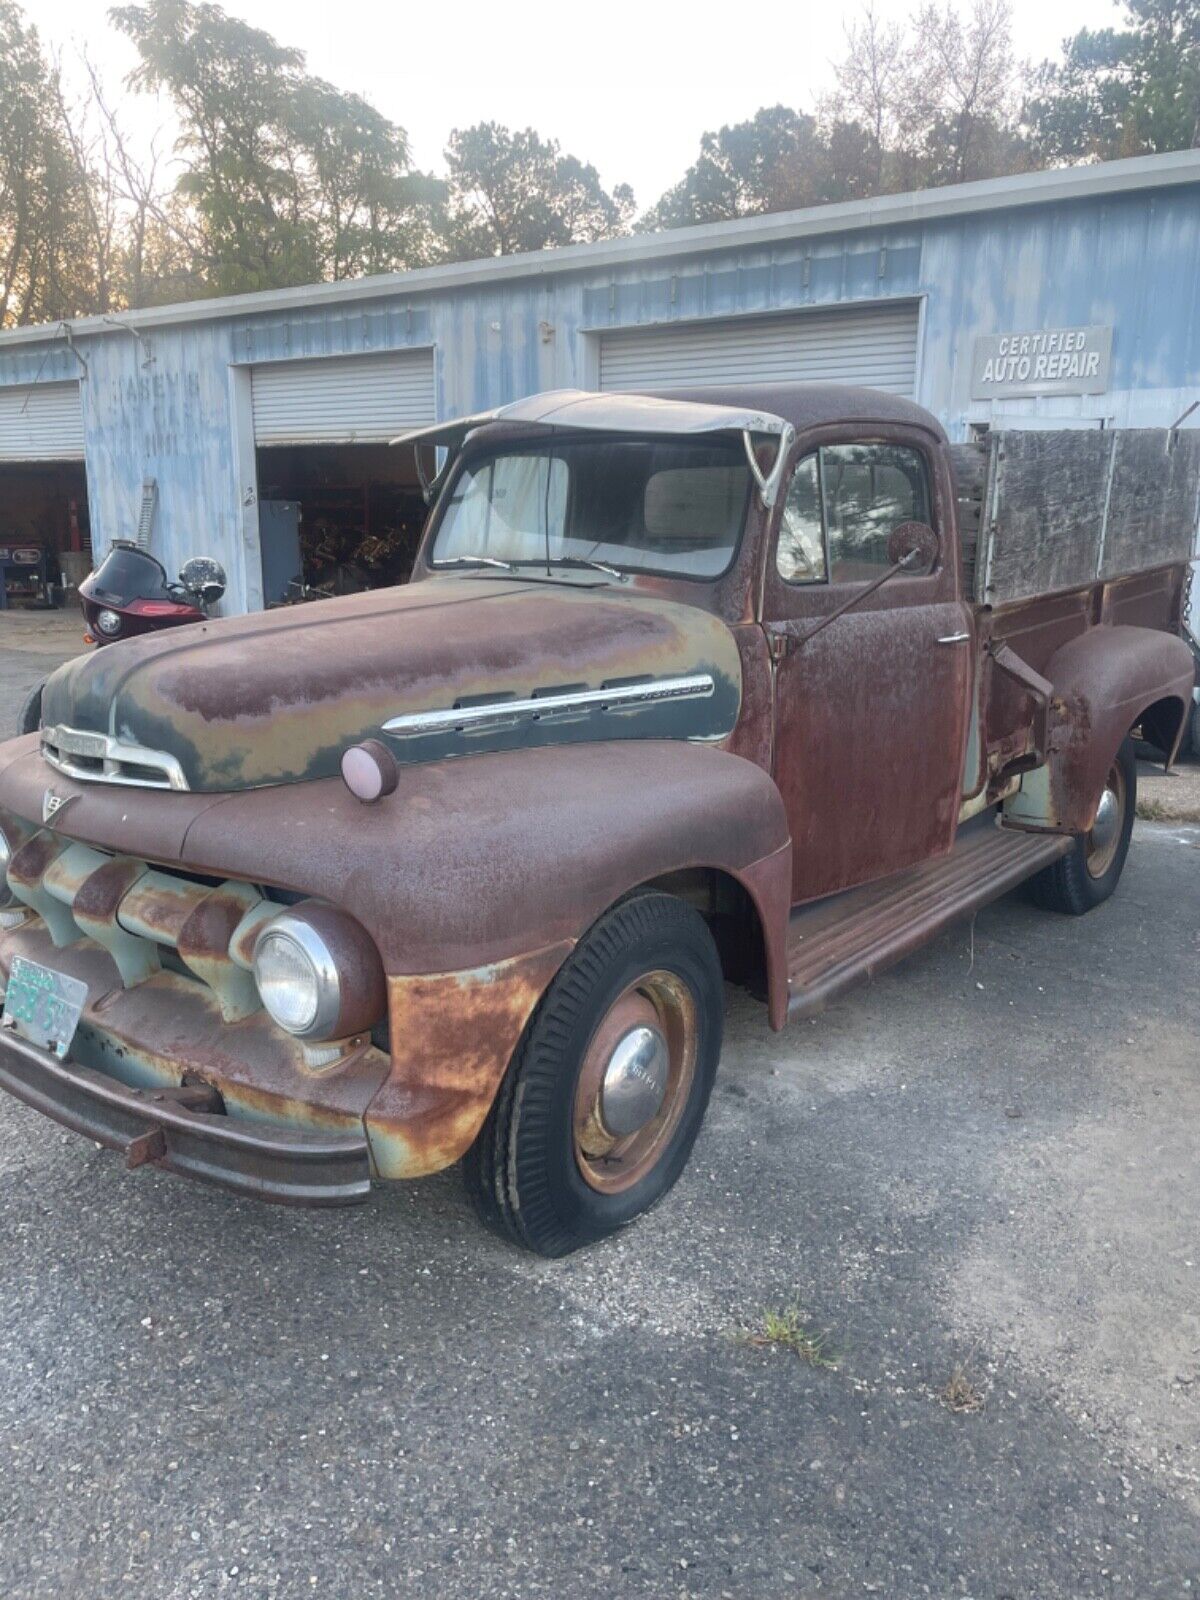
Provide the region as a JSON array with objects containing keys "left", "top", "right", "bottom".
[
  {"left": 1028, "top": 738, "right": 1137, "bottom": 915},
  {"left": 462, "top": 891, "right": 724, "bottom": 1257}
]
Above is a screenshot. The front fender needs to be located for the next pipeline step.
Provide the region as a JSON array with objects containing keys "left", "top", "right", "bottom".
[
  {"left": 1005, "top": 625, "right": 1194, "bottom": 834},
  {"left": 188, "top": 740, "right": 793, "bottom": 1176}
]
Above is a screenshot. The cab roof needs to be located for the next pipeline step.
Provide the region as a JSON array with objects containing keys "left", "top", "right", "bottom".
[
  {"left": 641, "top": 383, "right": 947, "bottom": 442},
  {"left": 393, "top": 383, "right": 945, "bottom": 452}
]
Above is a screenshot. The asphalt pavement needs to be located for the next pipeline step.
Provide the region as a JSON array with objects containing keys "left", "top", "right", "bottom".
[{"left": 0, "top": 612, "right": 1198, "bottom": 1598}]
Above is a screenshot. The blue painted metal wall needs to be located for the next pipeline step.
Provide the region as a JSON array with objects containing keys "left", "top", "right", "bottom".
[{"left": 1, "top": 182, "right": 1198, "bottom": 613}]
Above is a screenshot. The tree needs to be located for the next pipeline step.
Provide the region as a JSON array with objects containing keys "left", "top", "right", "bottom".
[
  {"left": 110, "top": 0, "right": 444, "bottom": 295},
  {"left": 906, "top": 0, "right": 1026, "bottom": 184},
  {"left": 644, "top": 107, "right": 850, "bottom": 228},
  {"left": 647, "top": 1, "right": 1027, "bottom": 230},
  {"left": 0, "top": 3, "right": 97, "bottom": 326},
  {"left": 445, "top": 122, "right": 633, "bottom": 255},
  {"left": 1025, "top": 0, "right": 1200, "bottom": 162},
  {"left": 830, "top": 4, "right": 907, "bottom": 192}
]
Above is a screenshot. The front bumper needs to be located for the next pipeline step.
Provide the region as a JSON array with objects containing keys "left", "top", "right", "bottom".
[{"left": 0, "top": 1025, "right": 371, "bottom": 1205}]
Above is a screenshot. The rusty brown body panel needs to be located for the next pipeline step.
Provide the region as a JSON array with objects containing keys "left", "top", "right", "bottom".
[
  {"left": 6, "top": 742, "right": 789, "bottom": 976},
  {"left": 369, "top": 943, "right": 574, "bottom": 1178},
  {"left": 1005, "top": 623, "right": 1194, "bottom": 833}
]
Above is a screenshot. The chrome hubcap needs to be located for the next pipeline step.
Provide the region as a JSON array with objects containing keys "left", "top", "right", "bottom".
[
  {"left": 1086, "top": 761, "right": 1126, "bottom": 879},
  {"left": 600, "top": 1025, "right": 670, "bottom": 1137},
  {"left": 1091, "top": 787, "right": 1120, "bottom": 855},
  {"left": 573, "top": 972, "right": 698, "bottom": 1195}
]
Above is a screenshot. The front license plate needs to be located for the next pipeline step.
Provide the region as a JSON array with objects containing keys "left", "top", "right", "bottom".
[{"left": 3, "top": 956, "right": 88, "bottom": 1058}]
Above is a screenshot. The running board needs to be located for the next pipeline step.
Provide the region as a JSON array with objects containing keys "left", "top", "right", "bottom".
[{"left": 787, "top": 823, "right": 1072, "bottom": 1019}]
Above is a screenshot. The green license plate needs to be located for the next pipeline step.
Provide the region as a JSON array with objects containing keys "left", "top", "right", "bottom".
[{"left": 3, "top": 956, "right": 88, "bottom": 1058}]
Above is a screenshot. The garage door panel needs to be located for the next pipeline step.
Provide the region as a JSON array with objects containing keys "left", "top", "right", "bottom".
[
  {"left": 598, "top": 306, "right": 919, "bottom": 396},
  {"left": 252, "top": 350, "right": 435, "bottom": 445},
  {"left": 0, "top": 382, "right": 84, "bottom": 461}
]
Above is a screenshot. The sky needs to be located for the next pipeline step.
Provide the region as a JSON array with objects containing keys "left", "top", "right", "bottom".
[{"left": 37, "top": 0, "right": 1107, "bottom": 207}]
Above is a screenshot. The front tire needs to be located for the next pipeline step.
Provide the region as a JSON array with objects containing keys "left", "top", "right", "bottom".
[
  {"left": 1028, "top": 738, "right": 1136, "bottom": 915},
  {"left": 462, "top": 891, "right": 724, "bottom": 1257}
]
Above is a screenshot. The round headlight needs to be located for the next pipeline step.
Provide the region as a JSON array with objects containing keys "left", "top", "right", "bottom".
[
  {"left": 252, "top": 906, "right": 385, "bottom": 1042},
  {"left": 95, "top": 609, "right": 122, "bottom": 637},
  {"left": 254, "top": 917, "right": 340, "bottom": 1039}
]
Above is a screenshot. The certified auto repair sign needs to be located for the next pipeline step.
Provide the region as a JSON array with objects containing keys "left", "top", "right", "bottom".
[{"left": 971, "top": 325, "right": 1112, "bottom": 398}]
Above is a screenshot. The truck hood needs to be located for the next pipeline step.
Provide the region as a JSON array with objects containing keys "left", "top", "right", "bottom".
[{"left": 39, "top": 576, "right": 742, "bottom": 793}]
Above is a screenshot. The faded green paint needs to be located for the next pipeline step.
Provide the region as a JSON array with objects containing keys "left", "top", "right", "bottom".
[{"left": 41, "top": 576, "right": 742, "bottom": 793}]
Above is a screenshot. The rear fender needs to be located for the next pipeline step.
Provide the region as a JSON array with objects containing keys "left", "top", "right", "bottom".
[{"left": 1004, "top": 625, "right": 1194, "bottom": 834}]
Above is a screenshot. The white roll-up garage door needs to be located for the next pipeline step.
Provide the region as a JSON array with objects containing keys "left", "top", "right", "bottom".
[
  {"left": 0, "top": 382, "right": 85, "bottom": 460},
  {"left": 251, "top": 349, "right": 436, "bottom": 445},
  {"left": 598, "top": 304, "right": 920, "bottom": 396}
]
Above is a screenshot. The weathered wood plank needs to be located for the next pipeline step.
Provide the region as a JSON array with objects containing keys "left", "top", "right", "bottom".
[
  {"left": 982, "top": 431, "right": 1111, "bottom": 604},
  {"left": 977, "top": 428, "right": 1199, "bottom": 606},
  {"left": 1100, "top": 430, "right": 1200, "bottom": 578}
]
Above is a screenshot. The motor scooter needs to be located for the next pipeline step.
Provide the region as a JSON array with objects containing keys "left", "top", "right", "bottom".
[{"left": 16, "top": 542, "right": 227, "bottom": 734}]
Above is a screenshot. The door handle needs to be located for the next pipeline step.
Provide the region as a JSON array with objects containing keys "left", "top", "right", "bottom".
[{"left": 937, "top": 632, "right": 970, "bottom": 645}]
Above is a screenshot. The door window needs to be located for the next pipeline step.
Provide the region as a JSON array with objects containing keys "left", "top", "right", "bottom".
[
  {"left": 776, "top": 453, "right": 827, "bottom": 583},
  {"left": 776, "top": 442, "right": 933, "bottom": 585}
]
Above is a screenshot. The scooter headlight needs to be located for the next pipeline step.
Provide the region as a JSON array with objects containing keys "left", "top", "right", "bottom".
[{"left": 94, "top": 609, "right": 122, "bottom": 637}]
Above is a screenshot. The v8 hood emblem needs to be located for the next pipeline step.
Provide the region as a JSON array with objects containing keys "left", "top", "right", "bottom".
[{"left": 42, "top": 789, "right": 77, "bottom": 825}]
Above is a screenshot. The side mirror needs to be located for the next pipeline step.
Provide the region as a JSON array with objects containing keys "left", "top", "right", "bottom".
[
  {"left": 887, "top": 520, "right": 940, "bottom": 575},
  {"left": 179, "top": 555, "right": 227, "bottom": 607}
]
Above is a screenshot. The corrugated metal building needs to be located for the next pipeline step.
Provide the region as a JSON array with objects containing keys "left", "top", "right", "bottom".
[{"left": 1, "top": 150, "right": 1198, "bottom": 615}]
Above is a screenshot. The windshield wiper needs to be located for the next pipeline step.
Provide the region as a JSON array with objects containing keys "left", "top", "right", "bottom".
[
  {"left": 440, "top": 555, "right": 517, "bottom": 572},
  {"left": 508, "top": 556, "right": 626, "bottom": 581}
]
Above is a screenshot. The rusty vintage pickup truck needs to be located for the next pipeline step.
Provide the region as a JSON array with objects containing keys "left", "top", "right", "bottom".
[{"left": 0, "top": 385, "right": 1193, "bottom": 1255}]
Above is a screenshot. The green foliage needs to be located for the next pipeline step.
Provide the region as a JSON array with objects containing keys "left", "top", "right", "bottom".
[
  {"left": 0, "top": 2, "right": 96, "bottom": 324},
  {"left": 445, "top": 122, "right": 633, "bottom": 256},
  {"left": 644, "top": 107, "right": 875, "bottom": 228},
  {"left": 1025, "top": 0, "right": 1200, "bottom": 162},
  {"left": 110, "top": 0, "right": 445, "bottom": 296},
  {"left": 647, "top": 0, "right": 1034, "bottom": 229}
]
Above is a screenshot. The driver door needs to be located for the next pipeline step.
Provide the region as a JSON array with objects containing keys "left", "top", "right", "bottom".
[{"left": 764, "top": 431, "right": 973, "bottom": 906}]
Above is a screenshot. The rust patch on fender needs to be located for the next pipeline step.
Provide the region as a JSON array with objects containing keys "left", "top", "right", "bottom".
[{"left": 366, "top": 941, "right": 573, "bottom": 1179}]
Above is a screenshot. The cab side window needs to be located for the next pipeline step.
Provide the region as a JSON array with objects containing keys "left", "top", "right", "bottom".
[
  {"left": 776, "top": 442, "right": 933, "bottom": 586},
  {"left": 822, "top": 443, "right": 931, "bottom": 581}
]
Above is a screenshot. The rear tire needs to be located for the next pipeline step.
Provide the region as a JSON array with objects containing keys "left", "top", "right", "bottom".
[
  {"left": 462, "top": 891, "right": 724, "bottom": 1257},
  {"left": 1028, "top": 738, "right": 1136, "bottom": 915}
]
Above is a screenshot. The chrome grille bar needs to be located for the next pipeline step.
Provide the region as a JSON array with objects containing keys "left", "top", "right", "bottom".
[{"left": 41, "top": 725, "right": 190, "bottom": 791}]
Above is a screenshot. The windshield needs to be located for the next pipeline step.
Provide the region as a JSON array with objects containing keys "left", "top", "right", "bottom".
[
  {"left": 430, "top": 436, "right": 752, "bottom": 580},
  {"left": 87, "top": 545, "right": 174, "bottom": 606}
]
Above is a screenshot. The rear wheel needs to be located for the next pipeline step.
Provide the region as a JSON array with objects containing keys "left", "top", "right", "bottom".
[
  {"left": 1028, "top": 738, "right": 1136, "bottom": 915},
  {"left": 462, "top": 891, "right": 723, "bottom": 1257}
]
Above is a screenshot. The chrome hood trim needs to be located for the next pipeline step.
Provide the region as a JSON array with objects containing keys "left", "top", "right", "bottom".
[
  {"left": 41, "top": 724, "right": 190, "bottom": 791},
  {"left": 382, "top": 673, "right": 715, "bottom": 740}
]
